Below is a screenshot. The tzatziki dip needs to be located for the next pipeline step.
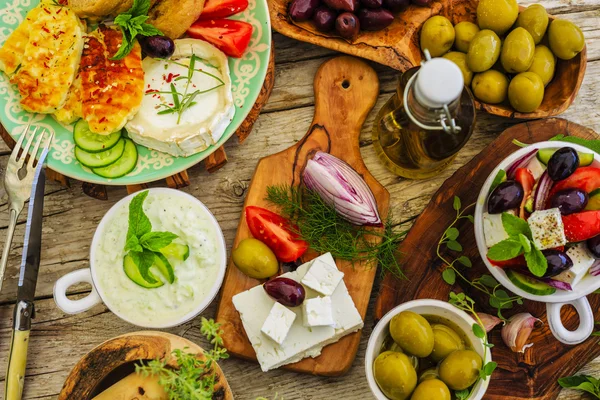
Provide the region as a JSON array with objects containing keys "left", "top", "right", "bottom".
[{"left": 93, "top": 189, "right": 225, "bottom": 327}]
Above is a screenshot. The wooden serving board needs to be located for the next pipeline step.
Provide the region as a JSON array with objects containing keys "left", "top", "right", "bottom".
[
  {"left": 375, "top": 118, "right": 600, "bottom": 400},
  {"left": 215, "top": 56, "right": 389, "bottom": 376},
  {"left": 58, "top": 331, "right": 233, "bottom": 399}
]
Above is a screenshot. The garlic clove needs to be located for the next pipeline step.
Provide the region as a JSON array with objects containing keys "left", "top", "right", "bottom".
[
  {"left": 501, "top": 313, "right": 542, "bottom": 353},
  {"left": 478, "top": 313, "right": 503, "bottom": 332}
]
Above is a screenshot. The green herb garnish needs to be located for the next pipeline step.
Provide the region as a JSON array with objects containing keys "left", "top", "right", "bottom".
[
  {"left": 558, "top": 375, "right": 600, "bottom": 398},
  {"left": 265, "top": 185, "right": 408, "bottom": 279},
  {"left": 112, "top": 0, "right": 163, "bottom": 60},
  {"left": 550, "top": 134, "right": 600, "bottom": 154}
]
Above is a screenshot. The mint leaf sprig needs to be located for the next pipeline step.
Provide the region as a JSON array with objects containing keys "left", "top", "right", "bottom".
[
  {"left": 111, "top": 0, "right": 163, "bottom": 60},
  {"left": 558, "top": 375, "right": 600, "bottom": 398}
]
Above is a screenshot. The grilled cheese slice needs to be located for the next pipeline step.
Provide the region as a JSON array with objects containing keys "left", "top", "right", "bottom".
[
  {"left": 53, "top": 73, "right": 83, "bottom": 124},
  {"left": 0, "top": 5, "right": 45, "bottom": 76}
]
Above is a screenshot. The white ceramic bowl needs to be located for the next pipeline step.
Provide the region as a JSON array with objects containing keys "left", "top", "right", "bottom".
[
  {"left": 365, "top": 299, "right": 491, "bottom": 400},
  {"left": 53, "top": 188, "right": 227, "bottom": 328},
  {"left": 475, "top": 141, "right": 600, "bottom": 344}
]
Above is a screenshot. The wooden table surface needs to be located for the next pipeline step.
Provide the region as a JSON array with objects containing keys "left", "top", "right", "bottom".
[{"left": 0, "top": 1, "right": 599, "bottom": 398}]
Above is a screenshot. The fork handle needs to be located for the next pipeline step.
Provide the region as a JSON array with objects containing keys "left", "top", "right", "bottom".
[{"left": 0, "top": 208, "right": 19, "bottom": 293}]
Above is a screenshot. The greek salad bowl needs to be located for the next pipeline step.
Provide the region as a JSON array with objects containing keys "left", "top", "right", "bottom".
[
  {"left": 475, "top": 141, "right": 600, "bottom": 345},
  {"left": 365, "top": 300, "right": 491, "bottom": 400}
]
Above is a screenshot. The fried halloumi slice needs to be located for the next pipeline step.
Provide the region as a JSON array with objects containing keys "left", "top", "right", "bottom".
[
  {"left": 80, "top": 26, "right": 144, "bottom": 135},
  {"left": 53, "top": 74, "right": 82, "bottom": 125},
  {"left": 10, "top": 5, "right": 84, "bottom": 113},
  {"left": 0, "top": 5, "right": 45, "bottom": 76}
]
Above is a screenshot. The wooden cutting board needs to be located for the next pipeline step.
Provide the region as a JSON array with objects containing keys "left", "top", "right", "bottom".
[
  {"left": 375, "top": 118, "right": 600, "bottom": 400},
  {"left": 215, "top": 56, "right": 389, "bottom": 376}
]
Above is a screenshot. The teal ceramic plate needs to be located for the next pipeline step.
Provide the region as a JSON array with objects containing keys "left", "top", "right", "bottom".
[{"left": 0, "top": 0, "right": 271, "bottom": 185}]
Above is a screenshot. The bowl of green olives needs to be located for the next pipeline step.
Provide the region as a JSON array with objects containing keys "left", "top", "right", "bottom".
[{"left": 365, "top": 299, "right": 491, "bottom": 400}]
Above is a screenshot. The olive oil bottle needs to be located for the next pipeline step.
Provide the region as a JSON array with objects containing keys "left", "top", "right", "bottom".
[{"left": 372, "top": 55, "right": 476, "bottom": 179}]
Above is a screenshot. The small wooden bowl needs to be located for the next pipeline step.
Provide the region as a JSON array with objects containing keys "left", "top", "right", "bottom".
[
  {"left": 269, "top": 0, "right": 587, "bottom": 119},
  {"left": 58, "top": 331, "right": 233, "bottom": 400}
]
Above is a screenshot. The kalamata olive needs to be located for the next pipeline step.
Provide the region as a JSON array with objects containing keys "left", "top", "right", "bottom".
[
  {"left": 361, "top": 0, "right": 383, "bottom": 9},
  {"left": 336, "top": 12, "right": 360, "bottom": 39},
  {"left": 550, "top": 188, "right": 588, "bottom": 215},
  {"left": 383, "top": 0, "right": 410, "bottom": 11},
  {"left": 487, "top": 180, "right": 524, "bottom": 214},
  {"left": 312, "top": 7, "right": 337, "bottom": 31},
  {"left": 324, "top": 0, "right": 358, "bottom": 12},
  {"left": 542, "top": 249, "right": 573, "bottom": 277},
  {"left": 411, "top": 0, "right": 432, "bottom": 5},
  {"left": 358, "top": 8, "right": 394, "bottom": 30},
  {"left": 264, "top": 277, "right": 306, "bottom": 307},
  {"left": 547, "top": 147, "right": 579, "bottom": 181},
  {"left": 587, "top": 235, "right": 600, "bottom": 259},
  {"left": 290, "top": 0, "right": 320, "bottom": 21},
  {"left": 138, "top": 35, "right": 175, "bottom": 58}
]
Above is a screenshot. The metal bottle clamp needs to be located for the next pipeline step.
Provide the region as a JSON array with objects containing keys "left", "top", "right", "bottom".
[{"left": 403, "top": 50, "right": 462, "bottom": 134}]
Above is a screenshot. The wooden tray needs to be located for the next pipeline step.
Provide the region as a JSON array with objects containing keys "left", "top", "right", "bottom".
[
  {"left": 374, "top": 118, "right": 600, "bottom": 400},
  {"left": 215, "top": 56, "right": 389, "bottom": 376},
  {"left": 58, "top": 331, "right": 233, "bottom": 399},
  {"left": 268, "top": 0, "right": 586, "bottom": 119}
]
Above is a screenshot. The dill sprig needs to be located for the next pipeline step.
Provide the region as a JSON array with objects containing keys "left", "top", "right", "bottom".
[{"left": 265, "top": 185, "right": 408, "bottom": 279}]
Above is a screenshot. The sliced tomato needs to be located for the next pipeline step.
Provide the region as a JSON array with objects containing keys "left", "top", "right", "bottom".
[
  {"left": 549, "top": 167, "right": 600, "bottom": 198},
  {"left": 245, "top": 206, "right": 308, "bottom": 262},
  {"left": 488, "top": 255, "right": 526, "bottom": 268},
  {"left": 562, "top": 210, "right": 600, "bottom": 242},
  {"left": 187, "top": 19, "right": 253, "bottom": 58},
  {"left": 199, "top": 0, "right": 249, "bottom": 19},
  {"left": 515, "top": 168, "right": 535, "bottom": 219}
]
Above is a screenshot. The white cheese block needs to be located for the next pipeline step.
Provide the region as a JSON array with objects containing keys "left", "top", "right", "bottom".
[
  {"left": 528, "top": 208, "right": 567, "bottom": 250},
  {"left": 232, "top": 253, "right": 363, "bottom": 372},
  {"left": 483, "top": 212, "right": 510, "bottom": 248},
  {"left": 303, "top": 296, "right": 335, "bottom": 328},
  {"left": 554, "top": 243, "right": 595, "bottom": 288},
  {"left": 301, "top": 253, "right": 344, "bottom": 296},
  {"left": 261, "top": 302, "right": 296, "bottom": 345},
  {"left": 526, "top": 157, "right": 547, "bottom": 180},
  {"left": 126, "top": 39, "right": 234, "bottom": 157}
]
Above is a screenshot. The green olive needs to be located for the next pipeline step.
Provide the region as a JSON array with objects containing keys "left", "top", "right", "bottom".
[
  {"left": 467, "top": 29, "right": 501, "bottom": 72},
  {"left": 418, "top": 368, "right": 439, "bottom": 383},
  {"left": 471, "top": 70, "right": 509, "bottom": 104},
  {"left": 410, "top": 379, "right": 451, "bottom": 400},
  {"left": 438, "top": 349, "right": 483, "bottom": 391},
  {"left": 528, "top": 45, "right": 556, "bottom": 86},
  {"left": 389, "top": 311, "right": 434, "bottom": 358},
  {"left": 508, "top": 71, "right": 545, "bottom": 112},
  {"left": 501, "top": 27, "right": 536, "bottom": 73},
  {"left": 431, "top": 324, "right": 465, "bottom": 362},
  {"left": 516, "top": 4, "right": 549, "bottom": 44},
  {"left": 548, "top": 19, "right": 585, "bottom": 60},
  {"left": 420, "top": 16, "right": 455, "bottom": 57},
  {"left": 232, "top": 238, "right": 278, "bottom": 279},
  {"left": 454, "top": 21, "right": 480, "bottom": 53},
  {"left": 476, "top": 0, "right": 519, "bottom": 35},
  {"left": 373, "top": 351, "right": 417, "bottom": 400},
  {"left": 443, "top": 51, "right": 473, "bottom": 85}
]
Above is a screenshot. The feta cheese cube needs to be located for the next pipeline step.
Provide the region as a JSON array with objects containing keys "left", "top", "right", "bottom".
[
  {"left": 303, "top": 296, "right": 335, "bottom": 327},
  {"left": 554, "top": 243, "right": 595, "bottom": 288},
  {"left": 483, "top": 212, "right": 509, "bottom": 247},
  {"left": 526, "top": 157, "right": 547, "bottom": 180},
  {"left": 301, "top": 253, "right": 344, "bottom": 296},
  {"left": 528, "top": 208, "right": 567, "bottom": 250},
  {"left": 261, "top": 302, "right": 296, "bottom": 345}
]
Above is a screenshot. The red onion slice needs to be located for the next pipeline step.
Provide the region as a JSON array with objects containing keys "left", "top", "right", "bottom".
[
  {"left": 590, "top": 260, "right": 600, "bottom": 276},
  {"left": 507, "top": 149, "right": 538, "bottom": 179},
  {"left": 533, "top": 171, "right": 552, "bottom": 211},
  {"left": 542, "top": 278, "right": 573, "bottom": 291}
]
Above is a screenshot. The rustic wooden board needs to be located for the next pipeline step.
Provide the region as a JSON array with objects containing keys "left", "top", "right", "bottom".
[
  {"left": 375, "top": 118, "right": 600, "bottom": 400},
  {"left": 215, "top": 56, "right": 389, "bottom": 376},
  {"left": 58, "top": 331, "right": 232, "bottom": 400},
  {"left": 268, "top": 0, "right": 586, "bottom": 119}
]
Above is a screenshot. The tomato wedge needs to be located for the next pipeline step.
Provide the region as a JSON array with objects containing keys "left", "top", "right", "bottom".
[
  {"left": 199, "top": 0, "right": 249, "bottom": 19},
  {"left": 562, "top": 210, "right": 600, "bottom": 242},
  {"left": 245, "top": 206, "right": 308, "bottom": 262},
  {"left": 515, "top": 168, "right": 535, "bottom": 219},
  {"left": 549, "top": 167, "right": 600, "bottom": 197},
  {"left": 487, "top": 255, "right": 526, "bottom": 268},
  {"left": 187, "top": 19, "right": 253, "bottom": 58}
]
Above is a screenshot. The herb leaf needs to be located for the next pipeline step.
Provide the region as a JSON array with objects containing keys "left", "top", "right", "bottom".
[
  {"left": 502, "top": 212, "right": 532, "bottom": 238},
  {"left": 140, "top": 231, "right": 179, "bottom": 251},
  {"left": 550, "top": 135, "right": 600, "bottom": 155},
  {"left": 558, "top": 375, "right": 600, "bottom": 398},
  {"left": 442, "top": 269, "right": 456, "bottom": 285},
  {"left": 111, "top": 0, "right": 163, "bottom": 60},
  {"left": 127, "top": 191, "right": 152, "bottom": 241},
  {"left": 125, "top": 235, "right": 143, "bottom": 253},
  {"left": 487, "top": 238, "right": 523, "bottom": 261},
  {"left": 130, "top": 250, "right": 159, "bottom": 284},
  {"left": 524, "top": 247, "right": 548, "bottom": 277},
  {"left": 518, "top": 233, "right": 532, "bottom": 253},
  {"left": 472, "top": 323, "right": 485, "bottom": 339}
]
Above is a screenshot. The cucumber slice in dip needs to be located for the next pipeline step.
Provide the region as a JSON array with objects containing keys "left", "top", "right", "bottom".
[
  {"left": 73, "top": 119, "right": 121, "bottom": 153},
  {"left": 75, "top": 138, "right": 126, "bottom": 168},
  {"left": 506, "top": 269, "right": 556, "bottom": 295},
  {"left": 123, "top": 254, "right": 164, "bottom": 289},
  {"left": 537, "top": 148, "right": 594, "bottom": 166},
  {"left": 153, "top": 253, "right": 175, "bottom": 284},
  {"left": 92, "top": 139, "right": 138, "bottom": 179},
  {"left": 160, "top": 243, "right": 190, "bottom": 261}
]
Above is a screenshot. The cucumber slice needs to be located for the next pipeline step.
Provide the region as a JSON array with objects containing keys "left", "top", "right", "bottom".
[
  {"left": 123, "top": 254, "right": 163, "bottom": 289},
  {"left": 537, "top": 148, "right": 594, "bottom": 166},
  {"left": 92, "top": 139, "right": 138, "bottom": 179},
  {"left": 506, "top": 269, "right": 556, "bottom": 296},
  {"left": 75, "top": 139, "right": 125, "bottom": 168},
  {"left": 153, "top": 253, "right": 175, "bottom": 284},
  {"left": 585, "top": 188, "right": 600, "bottom": 211},
  {"left": 73, "top": 119, "right": 121, "bottom": 153},
  {"left": 160, "top": 243, "right": 190, "bottom": 261}
]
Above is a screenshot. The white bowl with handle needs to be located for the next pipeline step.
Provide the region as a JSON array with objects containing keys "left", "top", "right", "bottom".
[
  {"left": 474, "top": 141, "right": 600, "bottom": 345},
  {"left": 365, "top": 299, "right": 491, "bottom": 400}
]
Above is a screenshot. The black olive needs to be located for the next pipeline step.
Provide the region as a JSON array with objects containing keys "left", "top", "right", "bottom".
[
  {"left": 547, "top": 147, "right": 579, "bottom": 181},
  {"left": 487, "top": 180, "right": 524, "bottom": 214}
]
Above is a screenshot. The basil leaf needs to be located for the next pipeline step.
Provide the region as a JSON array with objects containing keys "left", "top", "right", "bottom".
[
  {"left": 139, "top": 23, "right": 164, "bottom": 37},
  {"left": 487, "top": 238, "right": 523, "bottom": 261},
  {"left": 550, "top": 135, "right": 600, "bottom": 155},
  {"left": 519, "top": 233, "right": 532, "bottom": 253},
  {"left": 127, "top": 191, "right": 152, "bottom": 240},
  {"left": 140, "top": 231, "right": 179, "bottom": 252},
  {"left": 114, "top": 13, "right": 132, "bottom": 26},
  {"left": 524, "top": 247, "right": 548, "bottom": 277},
  {"left": 502, "top": 212, "right": 532, "bottom": 238}
]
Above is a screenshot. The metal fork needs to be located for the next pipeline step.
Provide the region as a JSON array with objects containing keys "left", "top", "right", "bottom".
[{"left": 0, "top": 122, "right": 52, "bottom": 293}]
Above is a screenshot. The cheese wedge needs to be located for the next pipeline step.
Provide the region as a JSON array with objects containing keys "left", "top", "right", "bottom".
[{"left": 92, "top": 373, "right": 167, "bottom": 400}]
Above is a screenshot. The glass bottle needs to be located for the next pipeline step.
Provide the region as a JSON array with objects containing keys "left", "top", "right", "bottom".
[{"left": 372, "top": 53, "right": 476, "bottom": 180}]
